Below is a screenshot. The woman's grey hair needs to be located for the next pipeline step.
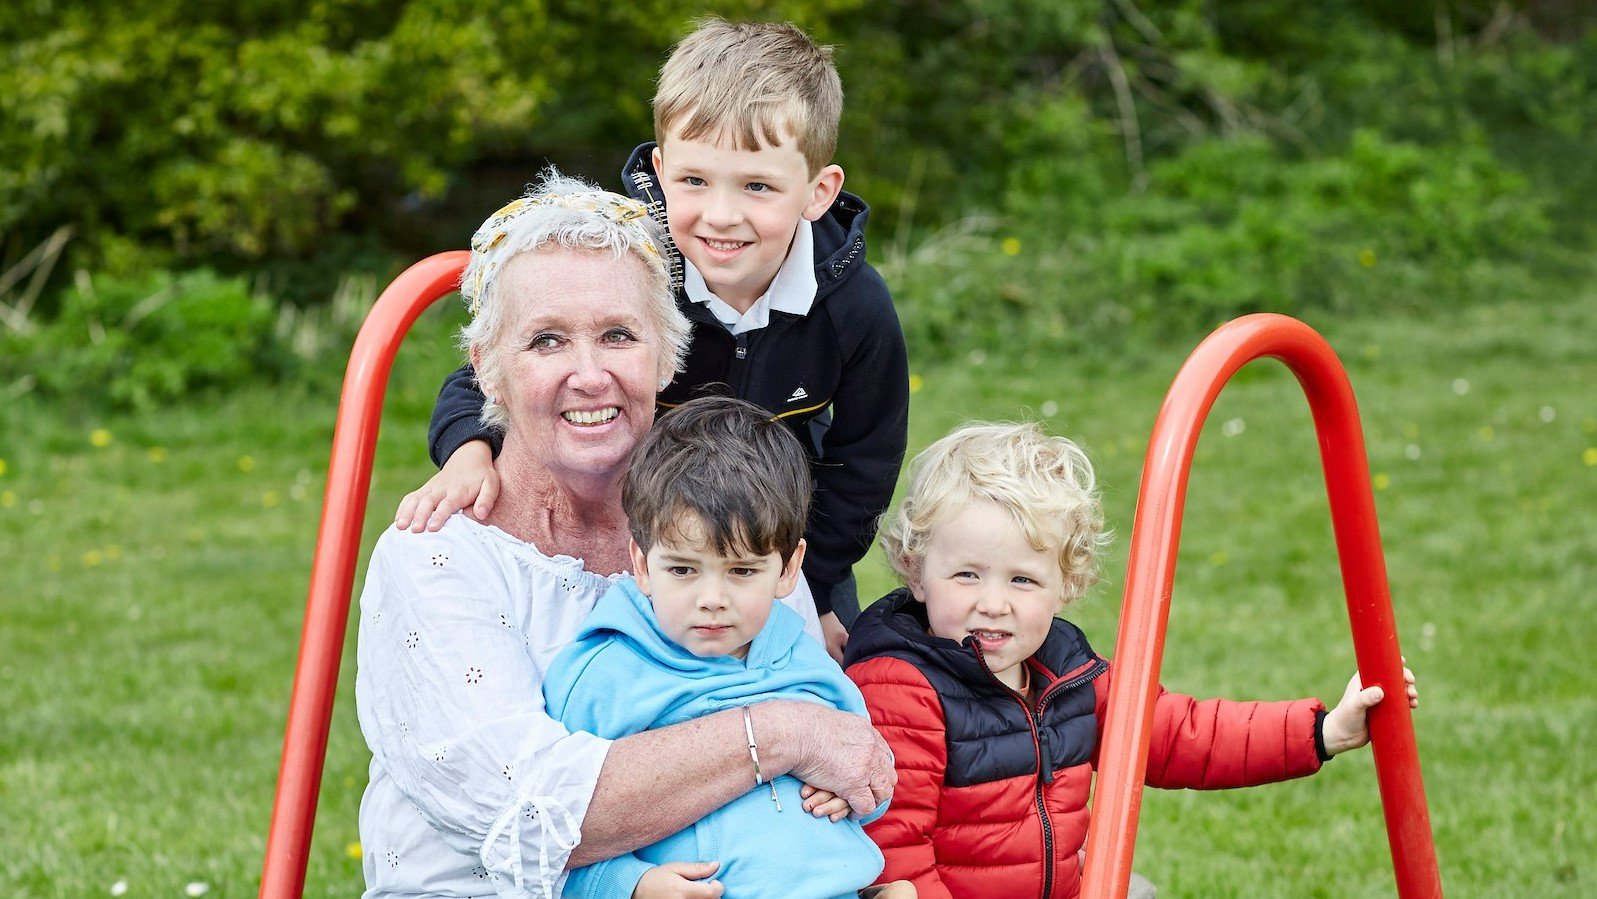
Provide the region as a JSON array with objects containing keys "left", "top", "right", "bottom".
[{"left": 458, "top": 168, "right": 691, "bottom": 431}]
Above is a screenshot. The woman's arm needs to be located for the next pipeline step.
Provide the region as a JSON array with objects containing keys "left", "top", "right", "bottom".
[
  {"left": 569, "top": 701, "right": 895, "bottom": 866},
  {"left": 356, "top": 527, "right": 613, "bottom": 893}
]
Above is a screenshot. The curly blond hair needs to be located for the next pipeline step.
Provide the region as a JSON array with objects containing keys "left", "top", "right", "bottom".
[{"left": 879, "top": 422, "right": 1110, "bottom": 605}]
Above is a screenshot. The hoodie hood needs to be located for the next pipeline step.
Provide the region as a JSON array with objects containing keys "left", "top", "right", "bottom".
[{"left": 577, "top": 576, "right": 807, "bottom": 673}]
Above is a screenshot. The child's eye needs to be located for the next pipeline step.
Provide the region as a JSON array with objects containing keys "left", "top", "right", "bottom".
[
  {"left": 953, "top": 571, "right": 979, "bottom": 581},
  {"left": 746, "top": 182, "right": 771, "bottom": 193},
  {"left": 1011, "top": 575, "right": 1037, "bottom": 586},
  {"left": 683, "top": 176, "right": 706, "bottom": 187},
  {"left": 730, "top": 567, "right": 760, "bottom": 577},
  {"left": 666, "top": 566, "right": 694, "bottom": 577}
]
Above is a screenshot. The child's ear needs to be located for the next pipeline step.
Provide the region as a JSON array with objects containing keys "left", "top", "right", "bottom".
[
  {"left": 651, "top": 144, "right": 665, "bottom": 176},
  {"left": 802, "top": 164, "right": 845, "bottom": 222},
  {"left": 628, "top": 538, "right": 652, "bottom": 594},
  {"left": 776, "top": 539, "right": 807, "bottom": 597}
]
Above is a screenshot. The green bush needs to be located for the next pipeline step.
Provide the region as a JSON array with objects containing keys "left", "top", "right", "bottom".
[
  {"left": 888, "top": 128, "right": 1551, "bottom": 359},
  {"left": 1, "top": 268, "right": 287, "bottom": 409}
]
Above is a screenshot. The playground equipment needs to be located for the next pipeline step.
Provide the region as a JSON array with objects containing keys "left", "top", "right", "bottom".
[
  {"left": 1078, "top": 314, "right": 1442, "bottom": 898},
  {"left": 259, "top": 253, "right": 1441, "bottom": 897}
]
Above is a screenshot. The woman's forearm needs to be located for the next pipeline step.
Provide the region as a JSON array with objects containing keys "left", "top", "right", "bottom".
[
  {"left": 570, "top": 701, "right": 893, "bottom": 866},
  {"left": 570, "top": 704, "right": 788, "bottom": 865}
]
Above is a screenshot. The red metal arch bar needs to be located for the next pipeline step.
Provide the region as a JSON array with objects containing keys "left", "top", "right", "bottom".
[
  {"left": 1080, "top": 313, "right": 1441, "bottom": 897},
  {"left": 259, "top": 252, "right": 470, "bottom": 899}
]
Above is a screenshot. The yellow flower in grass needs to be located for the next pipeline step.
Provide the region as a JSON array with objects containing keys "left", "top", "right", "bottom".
[
  {"left": 1584, "top": 448, "right": 1597, "bottom": 467},
  {"left": 346, "top": 842, "right": 363, "bottom": 860},
  {"left": 262, "top": 490, "right": 281, "bottom": 508},
  {"left": 1358, "top": 248, "right": 1376, "bottom": 268},
  {"left": 238, "top": 455, "right": 256, "bottom": 473},
  {"left": 147, "top": 447, "right": 168, "bottom": 463},
  {"left": 908, "top": 374, "right": 924, "bottom": 395},
  {"left": 1373, "top": 473, "right": 1391, "bottom": 491},
  {"left": 0, "top": 491, "right": 15, "bottom": 508},
  {"left": 1001, "top": 237, "right": 1022, "bottom": 256},
  {"left": 0, "top": 457, "right": 7, "bottom": 477},
  {"left": 83, "top": 549, "right": 103, "bottom": 567},
  {"left": 90, "top": 428, "right": 113, "bottom": 448}
]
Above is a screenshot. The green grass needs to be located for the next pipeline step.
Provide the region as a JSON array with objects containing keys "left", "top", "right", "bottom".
[{"left": 2, "top": 292, "right": 1593, "bottom": 897}]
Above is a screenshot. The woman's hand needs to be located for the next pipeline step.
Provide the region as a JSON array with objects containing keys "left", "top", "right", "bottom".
[
  {"left": 767, "top": 703, "right": 895, "bottom": 818},
  {"left": 1323, "top": 662, "right": 1419, "bottom": 756},
  {"left": 633, "top": 862, "right": 723, "bottom": 898},
  {"left": 395, "top": 440, "right": 499, "bottom": 532}
]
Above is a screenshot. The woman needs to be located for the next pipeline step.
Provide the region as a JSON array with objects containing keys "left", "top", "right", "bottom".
[{"left": 355, "top": 172, "right": 896, "bottom": 898}]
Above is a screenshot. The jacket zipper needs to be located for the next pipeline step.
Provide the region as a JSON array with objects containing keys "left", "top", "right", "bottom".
[
  {"left": 973, "top": 648, "right": 1109, "bottom": 899},
  {"left": 973, "top": 651, "right": 1057, "bottom": 899},
  {"left": 1033, "top": 657, "right": 1107, "bottom": 898}
]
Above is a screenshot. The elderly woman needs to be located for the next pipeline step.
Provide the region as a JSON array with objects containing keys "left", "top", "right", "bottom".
[{"left": 354, "top": 172, "right": 896, "bottom": 898}]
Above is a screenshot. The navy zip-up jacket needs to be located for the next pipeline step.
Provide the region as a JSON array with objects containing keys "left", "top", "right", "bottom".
[{"left": 428, "top": 142, "right": 910, "bottom": 615}]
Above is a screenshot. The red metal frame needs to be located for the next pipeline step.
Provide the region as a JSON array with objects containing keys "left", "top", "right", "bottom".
[
  {"left": 1080, "top": 314, "right": 1442, "bottom": 897},
  {"left": 260, "top": 284, "right": 1440, "bottom": 896},
  {"left": 259, "top": 252, "right": 469, "bottom": 899}
]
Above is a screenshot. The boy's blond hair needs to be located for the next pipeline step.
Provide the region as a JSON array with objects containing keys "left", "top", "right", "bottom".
[
  {"left": 653, "top": 18, "right": 843, "bottom": 175},
  {"left": 879, "top": 422, "right": 1111, "bottom": 605}
]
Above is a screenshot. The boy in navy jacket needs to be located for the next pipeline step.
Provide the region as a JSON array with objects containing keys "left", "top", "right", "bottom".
[{"left": 397, "top": 20, "right": 910, "bottom": 663}]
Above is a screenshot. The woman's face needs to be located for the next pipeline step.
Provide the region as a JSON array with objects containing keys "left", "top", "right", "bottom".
[{"left": 476, "top": 248, "right": 669, "bottom": 486}]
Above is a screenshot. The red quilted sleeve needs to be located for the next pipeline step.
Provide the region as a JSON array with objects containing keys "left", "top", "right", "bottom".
[
  {"left": 1092, "top": 661, "right": 1325, "bottom": 790},
  {"left": 848, "top": 657, "right": 957, "bottom": 899}
]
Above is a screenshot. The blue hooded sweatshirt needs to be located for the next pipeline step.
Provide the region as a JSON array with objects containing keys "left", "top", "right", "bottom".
[{"left": 543, "top": 578, "right": 886, "bottom": 898}]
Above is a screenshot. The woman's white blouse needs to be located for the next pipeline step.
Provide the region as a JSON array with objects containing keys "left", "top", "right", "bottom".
[{"left": 355, "top": 514, "right": 822, "bottom": 898}]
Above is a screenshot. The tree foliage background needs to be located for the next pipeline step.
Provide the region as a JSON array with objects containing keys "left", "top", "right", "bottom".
[{"left": 3, "top": 0, "right": 1594, "bottom": 406}]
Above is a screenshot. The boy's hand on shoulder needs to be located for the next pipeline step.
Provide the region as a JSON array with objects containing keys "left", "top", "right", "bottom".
[
  {"left": 633, "top": 861, "right": 723, "bottom": 898},
  {"left": 1323, "top": 661, "right": 1419, "bottom": 756},
  {"left": 394, "top": 440, "right": 500, "bottom": 532},
  {"left": 800, "top": 783, "right": 853, "bottom": 822},
  {"left": 820, "top": 612, "right": 848, "bottom": 665}
]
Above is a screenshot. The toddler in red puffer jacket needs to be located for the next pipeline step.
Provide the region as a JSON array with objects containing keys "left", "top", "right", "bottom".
[{"left": 844, "top": 422, "right": 1418, "bottom": 899}]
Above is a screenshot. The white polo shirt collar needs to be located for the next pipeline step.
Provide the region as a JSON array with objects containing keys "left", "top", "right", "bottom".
[{"left": 683, "top": 220, "right": 816, "bottom": 335}]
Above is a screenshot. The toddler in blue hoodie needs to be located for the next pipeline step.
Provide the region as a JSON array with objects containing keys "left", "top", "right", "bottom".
[{"left": 543, "top": 396, "right": 886, "bottom": 898}]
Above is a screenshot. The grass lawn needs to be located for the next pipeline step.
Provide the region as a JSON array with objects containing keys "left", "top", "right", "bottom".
[{"left": 1, "top": 288, "right": 1593, "bottom": 897}]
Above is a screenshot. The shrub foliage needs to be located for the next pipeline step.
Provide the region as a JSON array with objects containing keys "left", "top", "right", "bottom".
[{"left": 1, "top": 1, "right": 1592, "bottom": 404}]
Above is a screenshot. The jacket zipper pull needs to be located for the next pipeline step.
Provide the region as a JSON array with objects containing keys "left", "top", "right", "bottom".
[{"left": 735, "top": 334, "right": 748, "bottom": 360}]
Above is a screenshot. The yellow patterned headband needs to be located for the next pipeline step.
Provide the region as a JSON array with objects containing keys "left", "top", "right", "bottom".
[{"left": 464, "top": 191, "right": 662, "bottom": 315}]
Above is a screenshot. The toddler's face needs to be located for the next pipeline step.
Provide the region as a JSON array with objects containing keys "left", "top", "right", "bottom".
[
  {"left": 653, "top": 128, "right": 840, "bottom": 311},
  {"left": 909, "top": 500, "right": 1065, "bottom": 692},
  {"left": 631, "top": 513, "right": 805, "bottom": 659}
]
